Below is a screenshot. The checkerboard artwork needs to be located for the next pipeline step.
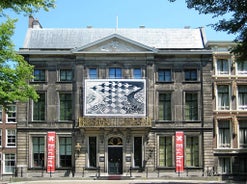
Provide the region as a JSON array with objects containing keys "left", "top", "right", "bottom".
[{"left": 84, "top": 79, "right": 146, "bottom": 116}]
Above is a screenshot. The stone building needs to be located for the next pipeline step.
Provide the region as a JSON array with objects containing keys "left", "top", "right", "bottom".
[
  {"left": 16, "top": 16, "right": 214, "bottom": 177},
  {"left": 208, "top": 41, "right": 247, "bottom": 178}
]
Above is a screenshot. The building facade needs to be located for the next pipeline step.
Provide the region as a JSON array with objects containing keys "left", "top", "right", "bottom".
[
  {"left": 16, "top": 17, "right": 215, "bottom": 177},
  {"left": 208, "top": 41, "right": 247, "bottom": 177},
  {"left": 0, "top": 104, "right": 17, "bottom": 176}
]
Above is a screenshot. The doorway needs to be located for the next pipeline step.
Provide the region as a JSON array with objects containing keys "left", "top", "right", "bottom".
[{"left": 108, "top": 147, "right": 123, "bottom": 174}]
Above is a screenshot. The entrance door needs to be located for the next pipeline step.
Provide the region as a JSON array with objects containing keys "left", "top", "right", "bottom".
[{"left": 108, "top": 147, "right": 123, "bottom": 174}]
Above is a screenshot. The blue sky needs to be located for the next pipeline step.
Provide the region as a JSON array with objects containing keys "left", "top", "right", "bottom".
[{"left": 2, "top": 0, "right": 236, "bottom": 50}]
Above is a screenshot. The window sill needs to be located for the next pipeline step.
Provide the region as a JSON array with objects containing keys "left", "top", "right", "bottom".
[
  {"left": 56, "top": 81, "right": 73, "bottom": 83},
  {"left": 182, "top": 81, "right": 200, "bottom": 83},
  {"left": 183, "top": 120, "right": 201, "bottom": 123},
  {"left": 156, "top": 167, "right": 175, "bottom": 170},
  {"left": 31, "top": 121, "right": 46, "bottom": 123},
  {"left": 156, "top": 81, "right": 174, "bottom": 84},
  {"left": 30, "top": 81, "right": 47, "bottom": 84},
  {"left": 156, "top": 120, "right": 174, "bottom": 123}
]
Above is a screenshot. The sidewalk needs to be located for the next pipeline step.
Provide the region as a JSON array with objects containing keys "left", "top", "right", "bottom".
[{"left": 8, "top": 179, "right": 226, "bottom": 184}]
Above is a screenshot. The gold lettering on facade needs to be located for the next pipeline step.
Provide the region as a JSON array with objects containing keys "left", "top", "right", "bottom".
[{"left": 78, "top": 117, "right": 151, "bottom": 127}]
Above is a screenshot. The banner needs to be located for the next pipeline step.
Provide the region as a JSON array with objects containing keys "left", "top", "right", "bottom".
[
  {"left": 47, "top": 132, "right": 56, "bottom": 173},
  {"left": 175, "top": 131, "right": 184, "bottom": 173}
]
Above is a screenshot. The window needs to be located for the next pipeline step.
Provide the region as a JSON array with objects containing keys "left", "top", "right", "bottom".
[
  {"left": 218, "top": 120, "right": 230, "bottom": 148},
  {"left": 6, "top": 129, "right": 16, "bottom": 147},
  {"left": 109, "top": 68, "right": 122, "bottom": 79},
  {"left": 33, "top": 137, "right": 45, "bottom": 167},
  {"left": 218, "top": 157, "right": 231, "bottom": 174},
  {"left": 89, "top": 68, "right": 98, "bottom": 79},
  {"left": 237, "top": 60, "right": 247, "bottom": 75},
  {"left": 158, "top": 69, "right": 171, "bottom": 82},
  {"left": 238, "top": 86, "right": 247, "bottom": 110},
  {"left": 4, "top": 154, "right": 15, "bottom": 174},
  {"left": 133, "top": 68, "right": 142, "bottom": 79},
  {"left": 6, "top": 104, "right": 16, "bottom": 123},
  {"left": 34, "top": 69, "right": 45, "bottom": 82},
  {"left": 216, "top": 59, "right": 230, "bottom": 75},
  {"left": 158, "top": 93, "right": 171, "bottom": 120},
  {"left": 33, "top": 93, "right": 45, "bottom": 121},
  {"left": 217, "top": 85, "right": 230, "bottom": 110},
  {"left": 0, "top": 129, "right": 2, "bottom": 147},
  {"left": 134, "top": 137, "right": 142, "bottom": 168},
  {"left": 159, "top": 136, "right": 172, "bottom": 167},
  {"left": 60, "top": 69, "right": 73, "bottom": 82},
  {"left": 239, "top": 157, "right": 247, "bottom": 173},
  {"left": 89, "top": 137, "right": 97, "bottom": 167},
  {"left": 59, "top": 137, "right": 72, "bottom": 167},
  {"left": 185, "top": 69, "right": 197, "bottom": 81},
  {"left": 0, "top": 106, "right": 2, "bottom": 122},
  {"left": 185, "top": 93, "right": 198, "bottom": 120},
  {"left": 59, "top": 93, "right": 72, "bottom": 121},
  {"left": 239, "top": 121, "right": 247, "bottom": 148},
  {"left": 186, "top": 136, "right": 199, "bottom": 167}
]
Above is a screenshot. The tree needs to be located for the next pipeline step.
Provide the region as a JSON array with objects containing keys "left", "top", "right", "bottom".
[
  {"left": 0, "top": 0, "right": 55, "bottom": 108},
  {"left": 169, "top": 0, "right": 247, "bottom": 60}
]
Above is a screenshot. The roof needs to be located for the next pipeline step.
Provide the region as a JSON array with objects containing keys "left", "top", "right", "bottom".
[{"left": 22, "top": 28, "right": 206, "bottom": 50}]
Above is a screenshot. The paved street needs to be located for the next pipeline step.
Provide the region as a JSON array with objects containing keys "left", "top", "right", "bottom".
[{"left": 8, "top": 179, "right": 226, "bottom": 184}]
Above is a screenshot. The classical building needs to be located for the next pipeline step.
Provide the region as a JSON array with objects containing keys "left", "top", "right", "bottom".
[
  {"left": 208, "top": 41, "right": 247, "bottom": 177},
  {"left": 16, "top": 16, "right": 214, "bottom": 177},
  {"left": 0, "top": 104, "right": 17, "bottom": 176}
]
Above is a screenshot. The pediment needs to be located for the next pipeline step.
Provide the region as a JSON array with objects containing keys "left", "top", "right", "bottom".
[{"left": 72, "top": 34, "right": 157, "bottom": 53}]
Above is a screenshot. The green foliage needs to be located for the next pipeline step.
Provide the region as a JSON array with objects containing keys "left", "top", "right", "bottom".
[
  {"left": 0, "top": 0, "right": 55, "bottom": 108},
  {"left": 0, "top": 18, "right": 39, "bottom": 108},
  {"left": 0, "top": 0, "right": 55, "bottom": 15},
  {"left": 169, "top": 0, "right": 247, "bottom": 60}
]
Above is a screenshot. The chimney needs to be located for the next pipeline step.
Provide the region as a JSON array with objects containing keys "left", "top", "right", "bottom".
[
  {"left": 28, "top": 15, "right": 42, "bottom": 29},
  {"left": 28, "top": 15, "right": 34, "bottom": 28}
]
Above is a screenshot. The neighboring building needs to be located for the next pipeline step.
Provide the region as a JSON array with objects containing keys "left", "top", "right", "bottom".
[
  {"left": 208, "top": 41, "right": 247, "bottom": 177},
  {"left": 0, "top": 104, "right": 17, "bottom": 176},
  {"left": 16, "top": 16, "right": 214, "bottom": 177}
]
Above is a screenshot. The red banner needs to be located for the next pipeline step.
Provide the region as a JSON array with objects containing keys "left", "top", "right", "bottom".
[
  {"left": 175, "top": 131, "right": 184, "bottom": 173},
  {"left": 47, "top": 132, "right": 56, "bottom": 173}
]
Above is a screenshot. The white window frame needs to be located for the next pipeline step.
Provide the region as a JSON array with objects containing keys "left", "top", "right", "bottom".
[
  {"left": 216, "top": 59, "right": 230, "bottom": 75},
  {"left": 6, "top": 129, "right": 16, "bottom": 147},
  {"left": 6, "top": 104, "right": 16, "bottom": 123},
  {"left": 216, "top": 85, "right": 231, "bottom": 110},
  {"left": 217, "top": 120, "right": 231, "bottom": 148},
  {"left": 3, "top": 153, "right": 16, "bottom": 174},
  {"left": 239, "top": 120, "right": 247, "bottom": 148},
  {"left": 237, "top": 86, "right": 247, "bottom": 110},
  {"left": 236, "top": 60, "right": 247, "bottom": 75}
]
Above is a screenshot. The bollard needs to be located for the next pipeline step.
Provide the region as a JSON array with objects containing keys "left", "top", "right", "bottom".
[
  {"left": 146, "top": 167, "right": 148, "bottom": 178},
  {"left": 82, "top": 167, "right": 84, "bottom": 177},
  {"left": 97, "top": 166, "right": 100, "bottom": 177}
]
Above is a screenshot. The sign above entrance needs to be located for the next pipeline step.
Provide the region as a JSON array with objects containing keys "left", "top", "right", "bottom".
[{"left": 84, "top": 79, "right": 146, "bottom": 117}]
